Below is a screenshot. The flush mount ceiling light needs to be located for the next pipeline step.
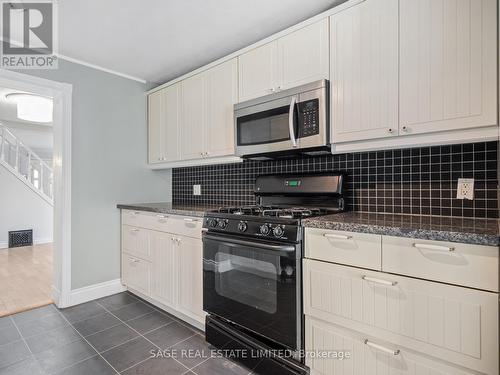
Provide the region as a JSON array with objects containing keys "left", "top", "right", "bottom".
[{"left": 6, "top": 93, "right": 53, "bottom": 123}]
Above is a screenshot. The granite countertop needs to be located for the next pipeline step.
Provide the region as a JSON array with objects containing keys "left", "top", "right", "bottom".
[
  {"left": 302, "top": 212, "right": 500, "bottom": 246},
  {"left": 116, "top": 202, "right": 219, "bottom": 218}
]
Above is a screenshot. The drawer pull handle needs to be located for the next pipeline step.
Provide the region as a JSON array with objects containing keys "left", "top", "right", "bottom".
[
  {"left": 362, "top": 276, "right": 397, "bottom": 286},
  {"left": 413, "top": 243, "right": 455, "bottom": 252},
  {"left": 323, "top": 233, "right": 352, "bottom": 240},
  {"left": 156, "top": 214, "right": 168, "bottom": 219},
  {"left": 364, "top": 340, "right": 400, "bottom": 356},
  {"left": 183, "top": 218, "right": 198, "bottom": 223},
  {"left": 130, "top": 229, "right": 140, "bottom": 233},
  {"left": 129, "top": 258, "right": 140, "bottom": 263}
]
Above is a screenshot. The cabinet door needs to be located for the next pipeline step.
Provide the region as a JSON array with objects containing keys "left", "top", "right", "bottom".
[
  {"left": 181, "top": 73, "right": 206, "bottom": 160},
  {"left": 238, "top": 41, "right": 278, "bottom": 102},
  {"left": 278, "top": 19, "right": 329, "bottom": 90},
  {"left": 148, "top": 90, "right": 163, "bottom": 163},
  {"left": 122, "top": 253, "right": 151, "bottom": 296},
  {"left": 177, "top": 235, "right": 204, "bottom": 323},
  {"left": 330, "top": 0, "right": 399, "bottom": 143},
  {"left": 399, "top": 0, "right": 497, "bottom": 135},
  {"left": 306, "top": 317, "right": 479, "bottom": 375},
  {"left": 150, "top": 231, "right": 177, "bottom": 308},
  {"left": 162, "top": 83, "right": 181, "bottom": 162},
  {"left": 122, "top": 225, "right": 151, "bottom": 261},
  {"left": 303, "top": 260, "right": 499, "bottom": 374},
  {"left": 206, "top": 59, "right": 238, "bottom": 157}
]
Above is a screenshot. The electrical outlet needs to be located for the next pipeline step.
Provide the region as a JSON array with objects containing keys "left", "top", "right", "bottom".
[
  {"left": 456, "top": 178, "right": 474, "bottom": 200},
  {"left": 193, "top": 184, "right": 201, "bottom": 196}
]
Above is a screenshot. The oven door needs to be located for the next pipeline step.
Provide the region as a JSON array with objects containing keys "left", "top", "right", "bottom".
[{"left": 202, "top": 232, "right": 301, "bottom": 351}]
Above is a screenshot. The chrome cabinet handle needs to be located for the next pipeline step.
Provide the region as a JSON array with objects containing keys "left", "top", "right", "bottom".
[
  {"left": 156, "top": 214, "right": 168, "bottom": 219},
  {"left": 413, "top": 243, "right": 455, "bottom": 252},
  {"left": 130, "top": 228, "right": 140, "bottom": 233},
  {"left": 364, "top": 340, "right": 400, "bottom": 356},
  {"left": 362, "top": 276, "right": 397, "bottom": 286},
  {"left": 323, "top": 233, "right": 352, "bottom": 240},
  {"left": 288, "top": 96, "right": 298, "bottom": 148},
  {"left": 183, "top": 218, "right": 198, "bottom": 223}
]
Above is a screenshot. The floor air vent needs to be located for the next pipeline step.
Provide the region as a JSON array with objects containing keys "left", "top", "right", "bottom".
[{"left": 8, "top": 229, "right": 33, "bottom": 248}]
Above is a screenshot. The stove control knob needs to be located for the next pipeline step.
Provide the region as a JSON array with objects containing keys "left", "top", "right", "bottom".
[
  {"left": 273, "top": 226, "right": 284, "bottom": 238},
  {"left": 208, "top": 218, "right": 218, "bottom": 228},
  {"left": 259, "top": 224, "right": 271, "bottom": 235},
  {"left": 218, "top": 220, "right": 228, "bottom": 229},
  {"left": 237, "top": 221, "right": 247, "bottom": 232}
]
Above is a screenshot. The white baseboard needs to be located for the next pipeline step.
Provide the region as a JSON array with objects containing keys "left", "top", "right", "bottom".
[
  {"left": 0, "top": 238, "right": 53, "bottom": 249},
  {"left": 69, "top": 278, "right": 126, "bottom": 307},
  {"left": 52, "top": 286, "right": 61, "bottom": 307}
]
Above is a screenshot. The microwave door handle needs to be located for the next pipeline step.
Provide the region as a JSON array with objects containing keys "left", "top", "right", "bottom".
[{"left": 288, "top": 96, "right": 298, "bottom": 148}]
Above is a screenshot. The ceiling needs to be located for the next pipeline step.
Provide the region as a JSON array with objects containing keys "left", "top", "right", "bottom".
[{"left": 58, "top": 0, "right": 343, "bottom": 84}]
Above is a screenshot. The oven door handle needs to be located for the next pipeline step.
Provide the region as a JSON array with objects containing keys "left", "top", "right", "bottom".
[
  {"left": 203, "top": 232, "right": 296, "bottom": 253},
  {"left": 288, "top": 96, "right": 298, "bottom": 148}
]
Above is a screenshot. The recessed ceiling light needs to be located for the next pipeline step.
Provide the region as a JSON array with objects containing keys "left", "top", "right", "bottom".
[{"left": 6, "top": 93, "right": 53, "bottom": 123}]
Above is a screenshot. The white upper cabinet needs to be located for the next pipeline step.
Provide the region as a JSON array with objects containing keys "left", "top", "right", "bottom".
[
  {"left": 330, "top": 0, "right": 399, "bottom": 143},
  {"left": 238, "top": 41, "right": 278, "bottom": 102},
  {"left": 180, "top": 72, "right": 206, "bottom": 160},
  {"left": 148, "top": 90, "right": 163, "bottom": 164},
  {"left": 238, "top": 19, "right": 330, "bottom": 102},
  {"left": 399, "top": 0, "right": 497, "bottom": 135},
  {"left": 148, "top": 84, "right": 181, "bottom": 163},
  {"left": 278, "top": 18, "right": 329, "bottom": 90},
  {"left": 206, "top": 59, "right": 238, "bottom": 157},
  {"left": 162, "top": 84, "right": 181, "bottom": 162}
]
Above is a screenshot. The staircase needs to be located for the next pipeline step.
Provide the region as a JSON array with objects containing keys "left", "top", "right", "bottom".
[{"left": 0, "top": 123, "right": 54, "bottom": 205}]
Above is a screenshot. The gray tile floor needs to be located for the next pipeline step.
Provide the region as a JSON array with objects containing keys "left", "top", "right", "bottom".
[{"left": 0, "top": 292, "right": 258, "bottom": 375}]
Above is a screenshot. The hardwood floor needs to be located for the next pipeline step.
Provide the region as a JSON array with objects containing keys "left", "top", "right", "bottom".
[{"left": 0, "top": 243, "right": 53, "bottom": 317}]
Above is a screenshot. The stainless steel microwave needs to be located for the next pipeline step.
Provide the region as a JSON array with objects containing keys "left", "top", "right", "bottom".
[{"left": 234, "top": 79, "right": 329, "bottom": 158}]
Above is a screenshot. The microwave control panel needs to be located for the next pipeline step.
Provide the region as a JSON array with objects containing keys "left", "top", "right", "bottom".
[{"left": 297, "top": 99, "right": 320, "bottom": 138}]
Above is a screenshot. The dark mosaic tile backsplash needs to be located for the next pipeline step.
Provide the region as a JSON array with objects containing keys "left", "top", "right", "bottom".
[{"left": 172, "top": 141, "right": 499, "bottom": 218}]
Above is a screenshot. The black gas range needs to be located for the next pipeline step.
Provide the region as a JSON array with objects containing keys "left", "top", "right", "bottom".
[{"left": 202, "top": 172, "right": 345, "bottom": 375}]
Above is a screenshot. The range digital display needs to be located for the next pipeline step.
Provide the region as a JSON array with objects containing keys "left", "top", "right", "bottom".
[{"left": 286, "top": 180, "right": 301, "bottom": 187}]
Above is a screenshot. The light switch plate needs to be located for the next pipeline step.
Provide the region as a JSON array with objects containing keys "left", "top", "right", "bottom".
[
  {"left": 456, "top": 178, "right": 474, "bottom": 200},
  {"left": 193, "top": 184, "right": 201, "bottom": 196}
]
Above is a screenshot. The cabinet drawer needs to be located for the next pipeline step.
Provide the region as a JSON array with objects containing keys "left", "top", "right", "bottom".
[
  {"left": 122, "top": 225, "right": 151, "bottom": 261},
  {"left": 306, "top": 317, "right": 478, "bottom": 375},
  {"left": 121, "top": 210, "right": 170, "bottom": 231},
  {"left": 122, "top": 253, "right": 151, "bottom": 296},
  {"left": 382, "top": 236, "right": 499, "bottom": 292},
  {"left": 303, "top": 260, "right": 499, "bottom": 374},
  {"left": 305, "top": 228, "right": 381, "bottom": 270},
  {"left": 166, "top": 216, "right": 203, "bottom": 239}
]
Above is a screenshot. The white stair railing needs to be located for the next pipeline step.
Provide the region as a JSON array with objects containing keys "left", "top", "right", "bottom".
[{"left": 0, "top": 122, "right": 53, "bottom": 205}]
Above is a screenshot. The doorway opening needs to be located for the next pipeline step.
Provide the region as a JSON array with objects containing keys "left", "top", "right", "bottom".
[
  {"left": 0, "top": 88, "right": 55, "bottom": 316},
  {"left": 0, "top": 70, "right": 72, "bottom": 316}
]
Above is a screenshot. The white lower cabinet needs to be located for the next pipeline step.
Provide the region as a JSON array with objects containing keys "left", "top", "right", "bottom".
[
  {"left": 122, "top": 253, "right": 151, "bottom": 296},
  {"left": 306, "top": 317, "right": 478, "bottom": 375},
  {"left": 177, "top": 235, "right": 204, "bottom": 322},
  {"left": 121, "top": 212, "right": 205, "bottom": 328},
  {"left": 150, "top": 231, "right": 177, "bottom": 308},
  {"left": 303, "top": 236, "right": 499, "bottom": 375}
]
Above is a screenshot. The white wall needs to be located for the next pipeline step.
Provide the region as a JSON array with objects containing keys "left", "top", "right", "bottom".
[
  {"left": 19, "top": 59, "right": 172, "bottom": 289},
  {"left": 0, "top": 165, "right": 53, "bottom": 248}
]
